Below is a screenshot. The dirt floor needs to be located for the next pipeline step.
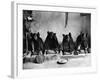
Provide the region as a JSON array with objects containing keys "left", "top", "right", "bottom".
[{"left": 23, "top": 53, "right": 91, "bottom": 69}]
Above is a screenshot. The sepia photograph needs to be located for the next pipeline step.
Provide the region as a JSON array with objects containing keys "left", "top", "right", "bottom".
[{"left": 23, "top": 10, "right": 91, "bottom": 69}]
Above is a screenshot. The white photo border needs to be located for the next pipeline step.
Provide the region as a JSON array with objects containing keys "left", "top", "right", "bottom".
[{"left": 11, "top": 1, "right": 97, "bottom": 78}]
